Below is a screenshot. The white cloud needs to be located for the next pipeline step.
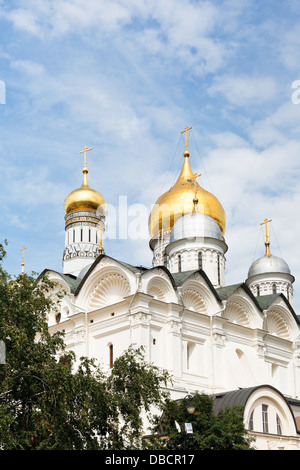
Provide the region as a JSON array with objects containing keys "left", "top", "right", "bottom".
[
  {"left": 208, "top": 75, "right": 278, "bottom": 107},
  {"left": 250, "top": 102, "right": 300, "bottom": 147},
  {"left": 10, "top": 59, "right": 45, "bottom": 76}
]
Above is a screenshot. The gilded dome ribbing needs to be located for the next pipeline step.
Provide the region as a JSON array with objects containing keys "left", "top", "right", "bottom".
[
  {"left": 64, "top": 164, "right": 105, "bottom": 215},
  {"left": 148, "top": 149, "right": 226, "bottom": 239}
]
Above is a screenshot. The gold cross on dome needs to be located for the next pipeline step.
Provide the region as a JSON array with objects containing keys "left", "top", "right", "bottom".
[
  {"left": 79, "top": 146, "right": 93, "bottom": 167},
  {"left": 192, "top": 172, "right": 201, "bottom": 183},
  {"left": 260, "top": 218, "right": 272, "bottom": 255},
  {"left": 98, "top": 224, "right": 104, "bottom": 254},
  {"left": 20, "top": 245, "right": 27, "bottom": 274},
  {"left": 181, "top": 126, "right": 192, "bottom": 151},
  {"left": 191, "top": 172, "right": 201, "bottom": 193},
  {"left": 260, "top": 218, "right": 272, "bottom": 244}
]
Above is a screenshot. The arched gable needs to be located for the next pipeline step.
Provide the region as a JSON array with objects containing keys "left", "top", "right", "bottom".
[
  {"left": 223, "top": 291, "right": 261, "bottom": 329},
  {"left": 264, "top": 298, "right": 300, "bottom": 341},
  {"left": 141, "top": 267, "right": 177, "bottom": 303},
  {"left": 243, "top": 385, "right": 298, "bottom": 438},
  {"left": 214, "top": 385, "right": 298, "bottom": 441},
  {"left": 217, "top": 284, "right": 262, "bottom": 329},
  {"left": 75, "top": 257, "right": 138, "bottom": 311},
  {"left": 179, "top": 271, "right": 221, "bottom": 314},
  {"left": 40, "top": 269, "right": 73, "bottom": 295},
  {"left": 41, "top": 270, "right": 74, "bottom": 326}
]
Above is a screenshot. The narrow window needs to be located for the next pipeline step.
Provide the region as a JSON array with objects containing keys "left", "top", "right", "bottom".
[
  {"left": 80, "top": 228, "right": 83, "bottom": 242},
  {"left": 109, "top": 344, "right": 114, "bottom": 368},
  {"left": 55, "top": 312, "right": 61, "bottom": 324},
  {"left": 178, "top": 254, "right": 182, "bottom": 273},
  {"left": 187, "top": 343, "right": 191, "bottom": 370},
  {"left": 187, "top": 342, "right": 196, "bottom": 370},
  {"left": 198, "top": 252, "right": 202, "bottom": 270},
  {"left": 272, "top": 283, "right": 277, "bottom": 294},
  {"left": 262, "top": 404, "right": 269, "bottom": 433},
  {"left": 257, "top": 285, "right": 260, "bottom": 296},
  {"left": 89, "top": 229, "right": 91, "bottom": 242},
  {"left": 73, "top": 230, "right": 75, "bottom": 242},
  {"left": 276, "top": 415, "right": 282, "bottom": 435},
  {"left": 249, "top": 410, "right": 254, "bottom": 431},
  {"left": 217, "top": 255, "right": 220, "bottom": 285}
]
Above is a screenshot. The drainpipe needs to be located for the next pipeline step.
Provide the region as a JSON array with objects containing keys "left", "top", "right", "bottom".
[
  {"left": 128, "top": 272, "right": 142, "bottom": 345},
  {"left": 210, "top": 300, "right": 227, "bottom": 396},
  {"left": 178, "top": 287, "right": 186, "bottom": 379},
  {"left": 263, "top": 309, "right": 269, "bottom": 344},
  {"left": 69, "top": 299, "right": 88, "bottom": 357},
  {"left": 293, "top": 334, "right": 300, "bottom": 398}
]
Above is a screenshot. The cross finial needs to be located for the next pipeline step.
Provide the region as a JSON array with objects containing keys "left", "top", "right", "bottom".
[
  {"left": 191, "top": 172, "right": 201, "bottom": 212},
  {"left": 98, "top": 224, "right": 104, "bottom": 255},
  {"left": 192, "top": 172, "right": 201, "bottom": 183},
  {"left": 181, "top": 126, "right": 192, "bottom": 151},
  {"left": 20, "top": 245, "right": 27, "bottom": 274},
  {"left": 260, "top": 218, "right": 272, "bottom": 255},
  {"left": 79, "top": 146, "right": 93, "bottom": 168}
]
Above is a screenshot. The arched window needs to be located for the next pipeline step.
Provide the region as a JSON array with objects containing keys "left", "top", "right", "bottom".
[
  {"left": 178, "top": 254, "right": 182, "bottom": 273},
  {"left": 276, "top": 415, "right": 282, "bottom": 435},
  {"left": 187, "top": 342, "right": 196, "bottom": 370},
  {"left": 55, "top": 312, "right": 61, "bottom": 324},
  {"left": 109, "top": 344, "right": 114, "bottom": 368},
  {"left": 272, "top": 283, "right": 277, "bottom": 294},
  {"left": 248, "top": 410, "right": 254, "bottom": 431},
  {"left": 217, "top": 255, "right": 221, "bottom": 285},
  {"left": 262, "top": 404, "right": 269, "bottom": 433},
  {"left": 198, "top": 252, "right": 202, "bottom": 270}
]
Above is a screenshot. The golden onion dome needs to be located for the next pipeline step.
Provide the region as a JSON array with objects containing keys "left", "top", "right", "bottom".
[
  {"left": 149, "top": 149, "right": 226, "bottom": 239},
  {"left": 64, "top": 164, "right": 106, "bottom": 215}
]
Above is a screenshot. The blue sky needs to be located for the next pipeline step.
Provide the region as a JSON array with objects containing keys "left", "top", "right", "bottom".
[{"left": 1, "top": 0, "right": 300, "bottom": 309}]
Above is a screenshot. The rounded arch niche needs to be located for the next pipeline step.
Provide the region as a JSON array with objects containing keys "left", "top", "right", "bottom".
[
  {"left": 88, "top": 272, "right": 131, "bottom": 310},
  {"left": 265, "top": 310, "right": 291, "bottom": 340},
  {"left": 146, "top": 276, "right": 174, "bottom": 302}
]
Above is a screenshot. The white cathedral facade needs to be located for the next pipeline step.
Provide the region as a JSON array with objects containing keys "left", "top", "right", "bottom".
[{"left": 44, "top": 138, "right": 300, "bottom": 450}]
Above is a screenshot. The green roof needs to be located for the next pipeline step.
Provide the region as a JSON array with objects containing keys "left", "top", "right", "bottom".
[
  {"left": 216, "top": 283, "right": 244, "bottom": 300},
  {"left": 254, "top": 293, "right": 281, "bottom": 310},
  {"left": 171, "top": 270, "right": 199, "bottom": 287},
  {"left": 58, "top": 273, "right": 81, "bottom": 293}
]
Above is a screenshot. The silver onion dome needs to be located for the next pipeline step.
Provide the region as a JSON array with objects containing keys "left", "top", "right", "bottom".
[
  {"left": 170, "top": 212, "right": 223, "bottom": 243},
  {"left": 248, "top": 254, "right": 291, "bottom": 278}
]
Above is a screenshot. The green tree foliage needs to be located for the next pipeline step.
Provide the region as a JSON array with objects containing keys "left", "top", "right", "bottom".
[
  {"left": 0, "top": 242, "right": 170, "bottom": 450},
  {"left": 147, "top": 392, "right": 254, "bottom": 450}
]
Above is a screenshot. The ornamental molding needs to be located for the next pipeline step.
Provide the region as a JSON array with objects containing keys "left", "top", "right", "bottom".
[
  {"left": 212, "top": 331, "right": 225, "bottom": 347},
  {"left": 88, "top": 273, "right": 131, "bottom": 310},
  {"left": 224, "top": 300, "right": 251, "bottom": 327},
  {"left": 73, "top": 327, "right": 86, "bottom": 343},
  {"left": 167, "top": 320, "right": 182, "bottom": 334},
  {"left": 130, "top": 312, "right": 152, "bottom": 325},
  {"left": 293, "top": 353, "right": 300, "bottom": 367},
  {"left": 156, "top": 268, "right": 169, "bottom": 279},
  {"left": 181, "top": 288, "right": 207, "bottom": 314},
  {"left": 147, "top": 283, "right": 166, "bottom": 301},
  {"left": 266, "top": 310, "right": 291, "bottom": 340}
]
